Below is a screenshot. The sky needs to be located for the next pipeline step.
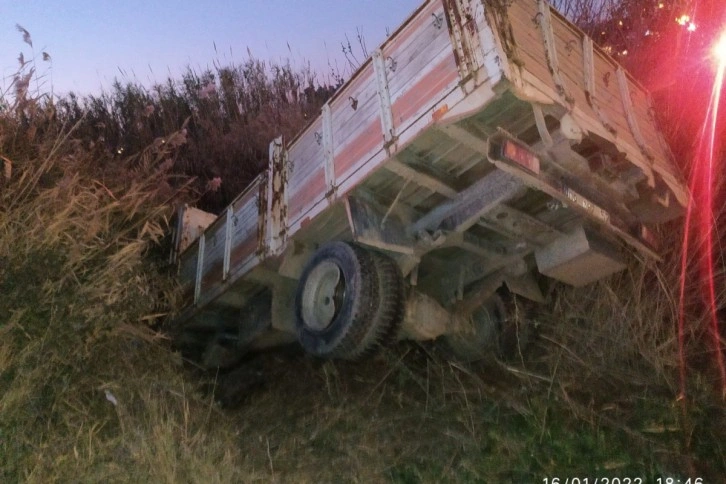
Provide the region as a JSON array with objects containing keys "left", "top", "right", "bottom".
[{"left": 1, "top": 0, "right": 422, "bottom": 96}]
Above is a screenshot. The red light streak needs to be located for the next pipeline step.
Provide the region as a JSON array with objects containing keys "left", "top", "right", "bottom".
[{"left": 678, "top": 28, "right": 726, "bottom": 402}]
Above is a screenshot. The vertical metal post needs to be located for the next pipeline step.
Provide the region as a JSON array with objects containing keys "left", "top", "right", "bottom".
[
  {"left": 582, "top": 36, "right": 616, "bottom": 135},
  {"left": 372, "top": 49, "right": 395, "bottom": 146},
  {"left": 582, "top": 37, "right": 595, "bottom": 96},
  {"left": 194, "top": 233, "right": 205, "bottom": 304},
  {"left": 616, "top": 68, "right": 652, "bottom": 161},
  {"left": 266, "top": 137, "right": 288, "bottom": 255},
  {"left": 322, "top": 103, "right": 336, "bottom": 195},
  {"left": 223, "top": 206, "right": 232, "bottom": 280},
  {"left": 536, "top": 0, "right": 573, "bottom": 107},
  {"left": 443, "top": 0, "right": 481, "bottom": 85}
]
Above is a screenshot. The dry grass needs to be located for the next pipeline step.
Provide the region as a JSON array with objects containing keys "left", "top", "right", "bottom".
[
  {"left": 0, "top": 78, "right": 250, "bottom": 482},
  {"left": 52, "top": 60, "right": 338, "bottom": 213}
]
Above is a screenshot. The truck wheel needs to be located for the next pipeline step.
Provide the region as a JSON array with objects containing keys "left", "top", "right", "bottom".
[
  {"left": 295, "top": 241, "right": 395, "bottom": 359},
  {"left": 443, "top": 292, "right": 531, "bottom": 362},
  {"left": 354, "top": 250, "right": 405, "bottom": 357}
]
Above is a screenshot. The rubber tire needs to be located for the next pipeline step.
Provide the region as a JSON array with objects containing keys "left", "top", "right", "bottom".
[
  {"left": 295, "top": 241, "right": 380, "bottom": 359},
  {"left": 349, "top": 250, "right": 405, "bottom": 359},
  {"left": 443, "top": 292, "right": 532, "bottom": 363}
]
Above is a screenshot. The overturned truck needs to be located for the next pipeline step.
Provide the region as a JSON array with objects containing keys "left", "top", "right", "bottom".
[{"left": 171, "top": 0, "right": 688, "bottom": 367}]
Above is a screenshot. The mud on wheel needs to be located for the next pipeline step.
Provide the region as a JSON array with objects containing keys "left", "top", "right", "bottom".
[{"left": 294, "top": 241, "right": 403, "bottom": 359}]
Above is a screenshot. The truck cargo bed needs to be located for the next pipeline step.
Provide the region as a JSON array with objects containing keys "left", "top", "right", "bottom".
[{"left": 173, "top": 0, "right": 687, "bottom": 341}]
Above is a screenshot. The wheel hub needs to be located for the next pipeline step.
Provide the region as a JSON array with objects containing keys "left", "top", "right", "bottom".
[{"left": 301, "top": 261, "right": 345, "bottom": 331}]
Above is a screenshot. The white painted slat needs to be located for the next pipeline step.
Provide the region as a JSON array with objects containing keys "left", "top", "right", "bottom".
[
  {"left": 385, "top": 4, "right": 450, "bottom": 100},
  {"left": 322, "top": 103, "right": 336, "bottom": 193},
  {"left": 536, "top": 0, "right": 573, "bottom": 107},
  {"left": 581, "top": 33, "right": 617, "bottom": 136},
  {"left": 194, "top": 233, "right": 205, "bottom": 304},
  {"left": 223, "top": 206, "right": 232, "bottom": 280},
  {"left": 372, "top": 49, "right": 395, "bottom": 145},
  {"left": 616, "top": 67, "right": 652, "bottom": 161}
]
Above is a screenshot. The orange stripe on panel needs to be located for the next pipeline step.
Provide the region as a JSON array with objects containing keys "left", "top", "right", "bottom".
[
  {"left": 229, "top": 234, "right": 257, "bottom": 268},
  {"left": 288, "top": 167, "right": 326, "bottom": 221},
  {"left": 334, "top": 120, "right": 383, "bottom": 179},
  {"left": 392, "top": 55, "right": 458, "bottom": 125}
]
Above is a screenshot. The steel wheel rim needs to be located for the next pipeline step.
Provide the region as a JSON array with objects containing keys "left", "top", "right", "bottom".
[{"left": 301, "top": 261, "right": 346, "bottom": 331}]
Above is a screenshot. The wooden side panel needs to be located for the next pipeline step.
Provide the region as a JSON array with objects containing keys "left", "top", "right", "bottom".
[
  {"left": 506, "top": 0, "right": 637, "bottom": 150},
  {"left": 276, "top": 0, "right": 472, "bottom": 237},
  {"left": 506, "top": 0, "right": 557, "bottom": 95},
  {"left": 627, "top": 86, "right": 675, "bottom": 176},
  {"left": 504, "top": 0, "right": 684, "bottom": 199},
  {"left": 591, "top": 54, "right": 639, "bottom": 147},
  {"left": 386, "top": 1, "right": 460, "bottom": 136},
  {"left": 330, "top": 67, "right": 384, "bottom": 184},
  {"left": 384, "top": 1, "right": 456, "bottom": 116},
  {"left": 287, "top": 117, "right": 325, "bottom": 223},
  {"left": 391, "top": 54, "right": 459, "bottom": 124},
  {"left": 229, "top": 183, "right": 261, "bottom": 270},
  {"left": 199, "top": 218, "right": 227, "bottom": 294},
  {"left": 548, "top": 15, "right": 596, "bottom": 119},
  {"left": 177, "top": 173, "right": 264, "bottom": 306},
  {"left": 179, "top": 240, "right": 197, "bottom": 302}
]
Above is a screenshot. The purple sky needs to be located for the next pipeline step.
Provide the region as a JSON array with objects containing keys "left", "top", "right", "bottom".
[{"left": 2, "top": 0, "right": 421, "bottom": 96}]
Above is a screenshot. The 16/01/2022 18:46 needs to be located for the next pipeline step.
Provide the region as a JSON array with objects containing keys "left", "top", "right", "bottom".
[{"left": 542, "top": 479, "right": 704, "bottom": 484}]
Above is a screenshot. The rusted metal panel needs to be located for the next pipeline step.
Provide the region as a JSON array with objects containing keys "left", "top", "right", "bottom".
[
  {"left": 591, "top": 46, "right": 642, "bottom": 152},
  {"left": 616, "top": 68, "right": 653, "bottom": 162},
  {"left": 255, "top": 172, "right": 268, "bottom": 255},
  {"left": 327, "top": 60, "right": 385, "bottom": 190},
  {"left": 177, "top": 206, "right": 216, "bottom": 253},
  {"left": 329, "top": 68, "right": 380, "bottom": 159},
  {"left": 229, "top": 179, "right": 261, "bottom": 267},
  {"left": 503, "top": 0, "right": 686, "bottom": 207},
  {"left": 546, "top": 4, "right": 601, "bottom": 121},
  {"left": 443, "top": 0, "right": 482, "bottom": 84},
  {"left": 333, "top": 118, "right": 383, "bottom": 181},
  {"left": 266, "top": 137, "right": 288, "bottom": 255},
  {"left": 390, "top": 55, "right": 459, "bottom": 126}
]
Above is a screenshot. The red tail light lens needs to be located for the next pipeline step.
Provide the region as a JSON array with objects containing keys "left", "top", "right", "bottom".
[{"left": 501, "top": 139, "right": 540, "bottom": 174}]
